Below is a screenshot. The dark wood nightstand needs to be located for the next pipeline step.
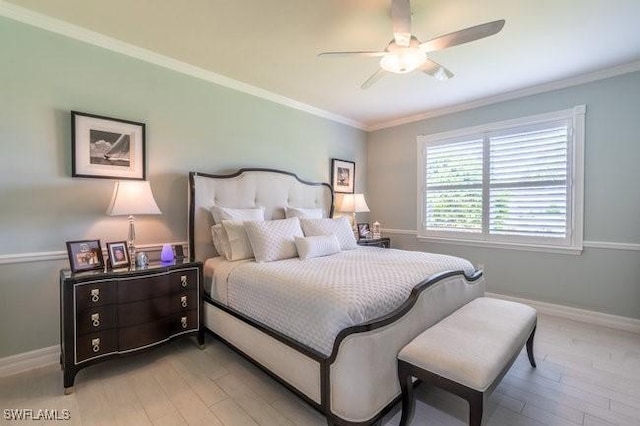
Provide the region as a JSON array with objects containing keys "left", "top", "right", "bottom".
[
  {"left": 357, "top": 237, "right": 391, "bottom": 248},
  {"left": 59, "top": 260, "right": 204, "bottom": 394}
]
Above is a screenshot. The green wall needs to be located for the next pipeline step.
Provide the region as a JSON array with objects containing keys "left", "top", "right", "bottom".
[
  {"left": 368, "top": 72, "right": 640, "bottom": 319},
  {"left": 0, "top": 17, "right": 366, "bottom": 358}
]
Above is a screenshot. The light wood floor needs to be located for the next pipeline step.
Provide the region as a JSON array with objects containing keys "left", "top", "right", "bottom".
[{"left": 1, "top": 313, "right": 639, "bottom": 425}]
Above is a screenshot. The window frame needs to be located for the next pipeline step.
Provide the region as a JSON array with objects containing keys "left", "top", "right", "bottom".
[{"left": 417, "top": 106, "right": 585, "bottom": 254}]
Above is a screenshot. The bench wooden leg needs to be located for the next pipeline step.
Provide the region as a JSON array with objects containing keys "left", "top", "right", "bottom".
[
  {"left": 468, "top": 391, "right": 484, "bottom": 426},
  {"left": 398, "top": 361, "right": 415, "bottom": 426},
  {"left": 526, "top": 325, "right": 537, "bottom": 368}
]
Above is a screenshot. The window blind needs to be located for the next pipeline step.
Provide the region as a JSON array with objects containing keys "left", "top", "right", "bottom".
[
  {"left": 489, "top": 125, "right": 568, "bottom": 238},
  {"left": 418, "top": 106, "right": 584, "bottom": 252},
  {"left": 425, "top": 139, "right": 483, "bottom": 232}
]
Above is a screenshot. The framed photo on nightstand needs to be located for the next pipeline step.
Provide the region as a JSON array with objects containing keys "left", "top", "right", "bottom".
[
  {"left": 107, "top": 241, "right": 129, "bottom": 268},
  {"left": 357, "top": 223, "right": 371, "bottom": 239},
  {"left": 66, "top": 239, "right": 104, "bottom": 273}
]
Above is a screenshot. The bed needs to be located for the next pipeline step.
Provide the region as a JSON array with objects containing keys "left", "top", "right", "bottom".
[{"left": 188, "top": 168, "right": 484, "bottom": 425}]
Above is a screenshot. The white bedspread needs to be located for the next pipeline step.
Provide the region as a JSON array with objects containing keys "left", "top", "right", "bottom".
[{"left": 209, "top": 247, "right": 475, "bottom": 356}]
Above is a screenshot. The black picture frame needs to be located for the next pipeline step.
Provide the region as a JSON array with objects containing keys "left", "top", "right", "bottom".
[
  {"left": 66, "top": 239, "right": 105, "bottom": 273},
  {"left": 173, "top": 244, "right": 185, "bottom": 260},
  {"left": 331, "top": 158, "right": 355, "bottom": 194},
  {"left": 71, "top": 111, "right": 146, "bottom": 180},
  {"left": 357, "top": 223, "right": 371, "bottom": 239},
  {"left": 106, "top": 241, "right": 130, "bottom": 268}
]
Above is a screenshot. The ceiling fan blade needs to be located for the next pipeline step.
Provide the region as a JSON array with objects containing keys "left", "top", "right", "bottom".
[
  {"left": 421, "top": 60, "right": 454, "bottom": 81},
  {"left": 361, "top": 69, "right": 387, "bottom": 89},
  {"left": 318, "top": 51, "right": 386, "bottom": 58},
  {"left": 419, "top": 19, "right": 505, "bottom": 53},
  {"left": 391, "top": 0, "right": 412, "bottom": 47}
]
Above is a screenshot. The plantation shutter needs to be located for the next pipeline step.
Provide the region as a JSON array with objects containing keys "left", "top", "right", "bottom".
[
  {"left": 489, "top": 122, "right": 569, "bottom": 239},
  {"left": 419, "top": 106, "right": 583, "bottom": 251},
  {"left": 424, "top": 139, "right": 483, "bottom": 233}
]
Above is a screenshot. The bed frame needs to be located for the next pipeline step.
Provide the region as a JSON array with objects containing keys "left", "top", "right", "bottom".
[{"left": 188, "top": 168, "right": 484, "bottom": 425}]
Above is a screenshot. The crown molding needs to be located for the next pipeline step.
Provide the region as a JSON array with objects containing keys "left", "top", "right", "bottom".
[
  {"left": 0, "top": 1, "right": 366, "bottom": 131},
  {"left": 3, "top": 1, "right": 640, "bottom": 134},
  {"left": 368, "top": 60, "right": 640, "bottom": 131}
]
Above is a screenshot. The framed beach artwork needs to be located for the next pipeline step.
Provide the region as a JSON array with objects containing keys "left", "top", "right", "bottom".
[
  {"left": 71, "top": 111, "right": 146, "bottom": 180},
  {"left": 331, "top": 158, "right": 355, "bottom": 194}
]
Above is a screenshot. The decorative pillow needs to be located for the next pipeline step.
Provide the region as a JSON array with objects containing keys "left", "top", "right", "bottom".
[
  {"left": 285, "top": 207, "right": 324, "bottom": 219},
  {"left": 221, "top": 220, "right": 255, "bottom": 261},
  {"left": 211, "top": 206, "right": 265, "bottom": 224},
  {"left": 300, "top": 217, "right": 358, "bottom": 250},
  {"left": 244, "top": 217, "right": 304, "bottom": 263},
  {"left": 210, "top": 224, "right": 231, "bottom": 259},
  {"left": 295, "top": 234, "right": 341, "bottom": 260}
]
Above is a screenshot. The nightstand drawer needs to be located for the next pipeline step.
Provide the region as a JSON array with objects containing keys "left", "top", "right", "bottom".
[
  {"left": 117, "top": 290, "right": 197, "bottom": 327},
  {"left": 118, "top": 269, "right": 198, "bottom": 303},
  {"left": 75, "top": 281, "right": 117, "bottom": 310},
  {"left": 119, "top": 310, "right": 198, "bottom": 351},
  {"left": 76, "top": 305, "right": 117, "bottom": 336},
  {"left": 76, "top": 330, "right": 117, "bottom": 363}
]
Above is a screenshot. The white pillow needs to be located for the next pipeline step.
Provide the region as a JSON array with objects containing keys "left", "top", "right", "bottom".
[
  {"left": 210, "top": 224, "right": 231, "bottom": 259},
  {"left": 221, "top": 220, "right": 255, "bottom": 261},
  {"left": 300, "top": 217, "right": 358, "bottom": 250},
  {"left": 285, "top": 207, "right": 324, "bottom": 219},
  {"left": 295, "top": 234, "right": 341, "bottom": 260},
  {"left": 211, "top": 206, "right": 265, "bottom": 224},
  {"left": 244, "top": 217, "right": 304, "bottom": 263}
]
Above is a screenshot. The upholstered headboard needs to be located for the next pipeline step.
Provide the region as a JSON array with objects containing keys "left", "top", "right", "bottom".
[{"left": 188, "top": 168, "right": 334, "bottom": 262}]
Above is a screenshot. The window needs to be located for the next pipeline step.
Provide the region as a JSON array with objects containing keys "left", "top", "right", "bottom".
[{"left": 417, "top": 106, "right": 585, "bottom": 253}]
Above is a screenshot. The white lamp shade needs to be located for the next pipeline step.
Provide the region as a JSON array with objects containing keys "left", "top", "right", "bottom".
[
  {"left": 106, "top": 181, "right": 161, "bottom": 216},
  {"left": 338, "top": 193, "right": 370, "bottom": 213}
]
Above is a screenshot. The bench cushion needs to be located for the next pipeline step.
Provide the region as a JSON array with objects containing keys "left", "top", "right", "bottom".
[{"left": 398, "top": 297, "right": 536, "bottom": 391}]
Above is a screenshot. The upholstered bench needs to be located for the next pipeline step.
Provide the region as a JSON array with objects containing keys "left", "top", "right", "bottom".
[{"left": 397, "top": 297, "right": 537, "bottom": 426}]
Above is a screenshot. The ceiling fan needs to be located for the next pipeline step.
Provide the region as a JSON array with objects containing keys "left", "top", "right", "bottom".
[{"left": 318, "top": 0, "right": 505, "bottom": 89}]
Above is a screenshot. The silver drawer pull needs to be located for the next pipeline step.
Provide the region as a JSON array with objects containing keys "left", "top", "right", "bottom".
[
  {"left": 91, "top": 313, "right": 100, "bottom": 327},
  {"left": 92, "top": 338, "right": 100, "bottom": 353},
  {"left": 91, "top": 289, "right": 100, "bottom": 303},
  {"left": 181, "top": 316, "right": 188, "bottom": 329},
  {"left": 181, "top": 296, "right": 188, "bottom": 308},
  {"left": 180, "top": 275, "right": 188, "bottom": 288}
]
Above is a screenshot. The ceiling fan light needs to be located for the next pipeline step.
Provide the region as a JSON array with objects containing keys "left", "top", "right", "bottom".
[{"left": 380, "top": 48, "right": 426, "bottom": 74}]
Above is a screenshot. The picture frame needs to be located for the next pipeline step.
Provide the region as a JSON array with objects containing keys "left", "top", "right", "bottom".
[
  {"left": 66, "top": 239, "right": 105, "bottom": 273},
  {"left": 71, "top": 111, "right": 146, "bottom": 180},
  {"left": 173, "top": 244, "right": 185, "bottom": 260},
  {"left": 357, "top": 223, "right": 371, "bottom": 239},
  {"left": 331, "top": 158, "right": 355, "bottom": 194},
  {"left": 106, "top": 241, "right": 130, "bottom": 268}
]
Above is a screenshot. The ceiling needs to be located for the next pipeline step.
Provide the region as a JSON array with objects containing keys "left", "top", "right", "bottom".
[{"left": 5, "top": 0, "right": 640, "bottom": 129}]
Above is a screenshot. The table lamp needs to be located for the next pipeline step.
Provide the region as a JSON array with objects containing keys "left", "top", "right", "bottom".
[
  {"left": 106, "top": 181, "right": 161, "bottom": 261},
  {"left": 338, "top": 193, "right": 370, "bottom": 235}
]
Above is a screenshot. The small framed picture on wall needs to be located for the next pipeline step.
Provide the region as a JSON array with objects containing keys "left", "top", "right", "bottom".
[
  {"left": 331, "top": 158, "right": 355, "bottom": 194},
  {"left": 71, "top": 111, "right": 146, "bottom": 180}
]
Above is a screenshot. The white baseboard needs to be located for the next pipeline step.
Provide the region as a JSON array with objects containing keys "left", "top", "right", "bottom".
[
  {"left": 0, "top": 345, "right": 59, "bottom": 377},
  {"left": 486, "top": 292, "right": 640, "bottom": 334}
]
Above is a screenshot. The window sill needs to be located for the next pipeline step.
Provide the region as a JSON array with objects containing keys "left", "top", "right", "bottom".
[{"left": 416, "top": 235, "right": 583, "bottom": 255}]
